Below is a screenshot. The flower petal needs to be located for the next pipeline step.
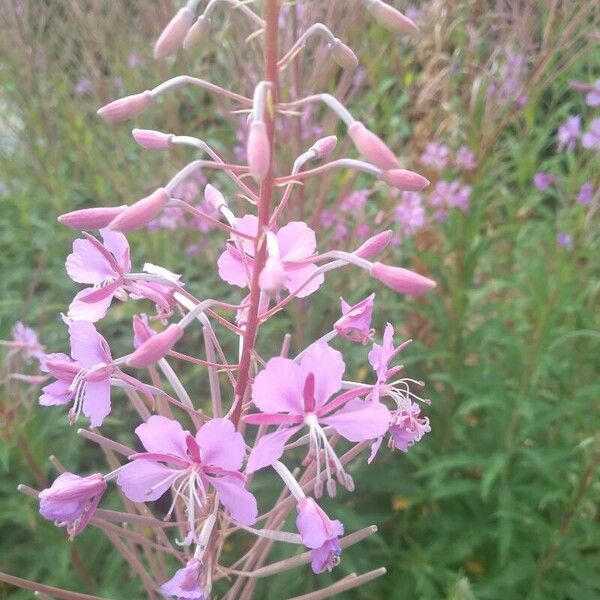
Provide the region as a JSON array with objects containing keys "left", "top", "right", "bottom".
[
  {"left": 39, "top": 380, "right": 73, "bottom": 406},
  {"left": 277, "top": 222, "right": 316, "bottom": 262},
  {"left": 246, "top": 426, "right": 301, "bottom": 473},
  {"left": 285, "top": 263, "right": 324, "bottom": 298},
  {"left": 321, "top": 398, "right": 390, "bottom": 442},
  {"left": 196, "top": 418, "right": 245, "bottom": 471},
  {"left": 208, "top": 474, "right": 257, "bottom": 525},
  {"left": 68, "top": 286, "right": 116, "bottom": 323},
  {"left": 82, "top": 379, "right": 111, "bottom": 427},
  {"left": 251, "top": 357, "right": 305, "bottom": 414},
  {"left": 300, "top": 344, "right": 345, "bottom": 410},
  {"left": 100, "top": 228, "right": 130, "bottom": 272},
  {"left": 117, "top": 460, "right": 178, "bottom": 502},
  {"left": 65, "top": 239, "right": 116, "bottom": 284},
  {"left": 135, "top": 415, "right": 190, "bottom": 458},
  {"left": 217, "top": 246, "right": 252, "bottom": 288},
  {"left": 69, "top": 321, "right": 111, "bottom": 367}
]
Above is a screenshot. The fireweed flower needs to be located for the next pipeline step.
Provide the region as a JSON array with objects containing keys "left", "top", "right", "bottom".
[
  {"left": 8, "top": 322, "right": 45, "bottom": 361},
  {"left": 582, "top": 118, "right": 600, "bottom": 150},
  {"left": 245, "top": 343, "right": 390, "bottom": 495},
  {"left": 533, "top": 172, "right": 555, "bottom": 191},
  {"left": 419, "top": 142, "right": 449, "bottom": 170},
  {"left": 218, "top": 215, "right": 324, "bottom": 297},
  {"left": 117, "top": 416, "right": 258, "bottom": 539},
  {"left": 161, "top": 558, "right": 206, "bottom": 600},
  {"left": 455, "top": 146, "right": 477, "bottom": 171},
  {"left": 578, "top": 182, "right": 594, "bottom": 205},
  {"left": 394, "top": 191, "right": 425, "bottom": 237},
  {"left": 556, "top": 232, "right": 573, "bottom": 248},
  {"left": 334, "top": 293, "right": 375, "bottom": 344},
  {"left": 557, "top": 115, "right": 582, "bottom": 152},
  {"left": 38, "top": 472, "right": 106, "bottom": 539},
  {"left": 40, "top": 320, "right": 117, "bottom": 426},
  {"left": 296, "top": 497, "right": 344, "bottom": 574}
]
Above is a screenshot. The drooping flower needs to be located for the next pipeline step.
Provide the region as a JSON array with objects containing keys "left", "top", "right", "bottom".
[
  {"left": 245, "top": 343, "right": 390, "bottom": 495},
  {"left": 296, "top": 497, "right": 344, "bottom": 574},
  {"left": 582, "top": 118, "right": 600, "bottom": 150},
  {"left": 218, "top": 216, "right": 324, "bottom": 298},
  {"left": 161, "top": 559, "right": 206, "bottom": 600},
  {"left": 40, "top": 320, "right": 115, "bottom": 426},
  {"left": 334, "top": 294, "right": 375, "bottom": 344},
  {"left": 556, "top": 115, "right": 581, "bottom": 152},
  {"left": 117, "top": 416, "right": 257, "bottom": 539},
  {"left": 533, "top": 172, "right": 555, "bottom": 191},
  {"left": 38, "top": 472, "right": 106, "bottom": 538}
]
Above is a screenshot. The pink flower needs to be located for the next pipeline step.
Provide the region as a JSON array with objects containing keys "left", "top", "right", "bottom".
[
  {"left": 533, "top": 172, "right": 555, "bottom": 191},
  {"left": 38, "top": 472, "right": 106, "bottom": 538},
  {"left": 394, "top": 191, "right": 425, "bottom": 237},
  {"left": 161, "top": 559, "right": 206, "bottom": 599},
  {"left": 429, "top": 180, "right": 470, "bottom": 212},
  {"left": 10, "top": 321, "right": 45, "bottom": 361},
  {"left": 40, "top": 320, "right": 114, "bottom": 426},
  {"left": 556, "top": 115, "right": 581, "bottom": 152},
  {"left": 245, "top": 343, "right": 390, "bottom": 494},
  {"left": 455, "top": 146, "right": 477, "bottom": 171},
  {"left": 117, "top": 416, "right": 257, "bottom": 534},
  {"left": 296, "top": 497, "right": 344, "bottom": 574},
  {"left": 582, "top": 118, "right": 600, "bottom": 150},
  {"left": 419, "top": 142, "right": 449, "bottom": 170},
  {"left": 218, "top": 216, "right": 324, "bottom": 298},
  {"left": 66, "top": 230, "right": 178, "bottom": 322},
  {"left": 578, "top": 182, "right": 594, "bottom": 205},
  {"left": 334, "top": 294, "right": 375, "bottom": 344}
]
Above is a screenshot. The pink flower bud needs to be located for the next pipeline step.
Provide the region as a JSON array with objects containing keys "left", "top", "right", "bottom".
[
  {"left": 132, "top": 128, "right": 174, "bottom": 150},
  {"left": 348, "top": 121, "right": 400, "bottom": 170},
  {"left": 370, "top": 261, "right": 436, "bottom": 295},
  {"left": 367, "top": 0, "right": 418, "bottom": 34},
  {"left": 205, "top": 184, "right": 227, "bottom": 210},
  {"left": 334, "top": 293, "right": 375, "bottom": 344},
  {"left": 312, "top": 135, "right": 338, "bottom": 158},
  {"left": 97, "top": 91, "right": 153, "bottom": 123},
  {"left": 382, "top": 169, "right": 430, "bottom": 191},
  {"left": 183, "top": 15, "right": 209, "bottom": 50},
  {"left": 259, "top": 257, "right": 287, "bottom": 296},
  {"left": 331, "top": 40, "right": 359, "bottom": 70},
  {"left": 132, "top": 314, "right": 154, "bottom": 349},
  {"left": 58, "top": 206, "right": 127, "bottom": 230},
  {"left": 247, "top": 121, "right": 270, "bottom": 182},
  {"left": 108, "top": 188, "right": 171, "bottom": 232},
  {"left": 353, "top": 230, "right": 393, "bottom": 259},
  {"left": 153, "top": 7, "right": 194, "bottom": 59},
  {"left": 127, "top": 324, "right": 183, "bottom": 368}
]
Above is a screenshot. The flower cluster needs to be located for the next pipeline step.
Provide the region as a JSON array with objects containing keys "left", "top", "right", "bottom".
[{"left": 10, "top": 2, "right": 436, "bottom": 598}]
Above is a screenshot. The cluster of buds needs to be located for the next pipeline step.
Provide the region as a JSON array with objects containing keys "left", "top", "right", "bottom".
[{"left": 8, "top": 2, "right": 435, "bottom": 598}]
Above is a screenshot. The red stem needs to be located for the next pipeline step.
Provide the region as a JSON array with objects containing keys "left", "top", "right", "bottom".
[{"left": 231, "top": 0, "right": 280, "bottom": 428}]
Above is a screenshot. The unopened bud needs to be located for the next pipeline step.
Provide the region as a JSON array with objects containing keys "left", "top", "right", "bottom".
[
  {"left": 108, "top": 188, "right": 170, "bottom": 232},
  {"left": 204, "top": 184, "right": 227, "bottom": 211},
  {"left": 127, "top": 324, "right": 183, "bottom": 368},
  {"left": 183, "top": 15, "right": 209, "bottom": 50},
  {"left": 132, "top": 128, "right": 174, "bottom": 150},
  {"left": 367, "top": 0, "right": 418, "bottom": 34},
  {"left": 353, "top": 230, "right": 393, "bottom": 259},
  {"left": 331, "top": 39, "right": 359, "bottom": 70},
  {"left": 370, "top": 261, "right": 436, "bottom": 295},
  {"left": 58, "top": 206, "right": 126, "bottom": 230},
  {"left": 348, "top": 121, "right": 400, "bottom": 170},
  {"left": 247, "top": 121, "right": 270, "bottom": 182},
  {"left": 97, "top": 91, "right": 153, "bottom": 123},
  {"left": 382, "top": 168, "right": 429, "bottom": 191},
  {"left": 154, "top": 7, "right": 194, "bottom": 59},
  {"left": 311, "top": 135, "right": 337, "bottom": 158}
]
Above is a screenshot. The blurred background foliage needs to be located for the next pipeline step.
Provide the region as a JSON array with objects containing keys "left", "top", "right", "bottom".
[{"left": 1, "top": 0, "right": 599, "bottom": 598}]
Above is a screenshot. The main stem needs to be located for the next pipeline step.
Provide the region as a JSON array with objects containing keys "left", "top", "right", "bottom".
[{"left": 231, "top": 0, "right": 280, "bottom": 428}]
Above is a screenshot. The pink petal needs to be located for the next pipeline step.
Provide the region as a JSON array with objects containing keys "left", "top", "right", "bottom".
[
  {"left": 69, "top": 321, "right": 111, "bottom": 367},
  {"left": 39, "top": 380, "right": 72, "bottom": 406},
  {"left": 217, "top": 247, "right": 252, "bottom": 288},
  {"left": 300, "top": 344, "right": 345, "bottom": 410},
  {"left": 66, "top": 239, "right": 116, "bottom": 284},
  {"left": 117, "top": 460, "right": 178, "bottom": 502},
  {"left": 320, "top": 398, "right": 390, "bottom": 442},
  {"left": 100, "top": 228, "right": 131, "bottom": 272},
  {"left": 67, "top": 286, "right": 116, "bottom": 323},
  {"left": 196, "top": 418, "right": 245, "bottom": 471},
  {"left": 232, "top": 214, "right": 259, "bottom": 256},
  {"left": 246, "top": 426, "right": 301, "bottom": 473},
  {"left": 207, "top": 474, "right": 257, "bottom": 525},
  {"left": 285, "top": 263, "right": 325, "bottom": 298},
  {"left": 251, "top": 357, "right": 305, "bottom": 414},
  {"left": 277, "top": 221, "right": 316, "bottom": 261},
  {"left": 135, "top": 415, "right": 190, "bottom": 458},
  {"left": 82, "top": 379, "right": 111, "bottom": 427}
]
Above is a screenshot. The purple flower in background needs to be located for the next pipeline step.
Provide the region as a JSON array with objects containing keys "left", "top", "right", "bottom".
[
  {"left": 340, "top": 189, "right": 370, "bottom": 213},
  {"left": 585, "top": 80, "right": 600, "bottom": 107},
  {"left": 533, "top": 172, "right": 555, "bottom": 191},
  {"left": 127, "top": 52, "right": 143, "bottom": 68},
  {"left": 320, "top": 210, "right": 337, "bottom": 228},
  {"left": 578, "top": 182, "right": 594, "bottom": 205},
  {"left": 556, "top": 232, "right": 573, "bottom": 248},
  {"left": 582, "top": 118, "right": 600, "bottom": 150},
  {"left": 557, "top": 115, "right": 581, "bottom": 152},
  {"left": 10, "top": 322, "right": 45, "bottom": 361},
  {"left": 355, "top": 223, "right": 371, "bottom": 239},
  {"left": 419, "top": 142, "right": 449, "bottom": 170},
  {"left": 456, "top": 146, "right": 477, "bottom": 171},
  {"left": 73, "top": 77, "right": 92, "bottom": 96},
  {"left": 488, "top": 47, "right": 529, "bottom": 108},
  {"left": 394, "top": 191, "right": 425, "bottom": 237},
  {"left": 429, "top": 181, "right": 471, "bottom": 212}
]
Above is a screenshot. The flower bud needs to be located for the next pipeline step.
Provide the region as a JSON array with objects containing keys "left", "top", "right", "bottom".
[
  {"left": 353, "top": 230, "right": 393, "bottom": 259},
  {"left": 97, "top": 91, "right": 153, "bottom": 123},
  {"left": 311, "top": 135, "right": 338, "bottom": 158},
  {"left": 132, "top": 128, "right": 174, "bottom": 150},
  {"left": 382, "top": 168, "right": 430, "bottom": 191},
  {"left": 108, "top": 188, "right": 171, "bottom": 232},
  {"left": 127, "top": 324, "right": 183, "bottom": 368},
  {"left": 370, "top": 262, "right": 436, "bottom": 295},
  {"left": 259, "top": 257, "right": 287, "bottom": 296},
  {"left": 132, "top": 314, "right": 154, "bottom": 349},
  {"left": 58, "top": 206, "right": 127, "bottom": 230},
  {"left": 183, "top": 15, "right": 209, "bottom": 50},
  {"left": 331, "top": 39, "right": 359, "bottom": 70},
  {"left": 153, "top": 7, "right": 194, "bottom": 59},
  {"left": 367, "top": 0, "right": 418, "bottom": 34},
  {"left": 205, "top": 184, "right": 227, "bottom": 211},
  {"left": 348, "top": 121, "right": 400, "bottom": 170},
  {"left": 247, "top": 121, "right": 270, "bottom": 182}
]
